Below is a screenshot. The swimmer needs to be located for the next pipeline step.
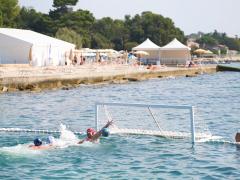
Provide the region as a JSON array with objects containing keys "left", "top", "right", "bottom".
[
  {"left": 29, "top": 136, "right": 55, "bottom": 150},
  {"left": 78, "top": 120, "right": 113, "bottom": 144}
]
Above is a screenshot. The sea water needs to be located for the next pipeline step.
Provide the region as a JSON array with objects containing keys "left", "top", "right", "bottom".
[{"left": 0, "top": 70, "right": 240, "bottom": 179}]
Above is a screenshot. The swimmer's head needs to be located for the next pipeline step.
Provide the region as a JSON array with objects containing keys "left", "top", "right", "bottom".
[
  {"left": 46, "top": 136, "right": 55, "bottom": 144},
  {"left": 33, "top": 138, "right": 42, "bottom": 146},
  {"left": 87, "top": 128, "right": 96, "bottom": 138}
]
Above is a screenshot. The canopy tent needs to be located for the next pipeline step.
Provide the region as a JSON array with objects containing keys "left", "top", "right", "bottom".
[
  {"left": 132, "top": 38, "right": 161, "bottom": 65},
  {"left": 160, "top": 38, "right": 191, "bottom": 65},
  {"left": 0, "top": 28, "right": 75, "bottom": 66}
]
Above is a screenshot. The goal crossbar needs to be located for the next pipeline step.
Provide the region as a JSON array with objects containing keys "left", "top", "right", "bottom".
[{"left": 95, "top": 102, "right": 198, "bottom": 144}]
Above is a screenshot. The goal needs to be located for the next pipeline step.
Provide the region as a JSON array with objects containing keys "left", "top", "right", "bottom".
[{"left": 95, "top": 102, "right": 212, "bottom": 143}]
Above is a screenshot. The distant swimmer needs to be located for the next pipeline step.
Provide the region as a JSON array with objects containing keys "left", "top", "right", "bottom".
[
  {"left": 235, "top": 132, "right": 240, "bottom": 143},
  {"left": 29, "top": 136, "right": 55, "bottom": 150},
  {"left": 78, "top": 120, "right": 113, "bottom": 144}
]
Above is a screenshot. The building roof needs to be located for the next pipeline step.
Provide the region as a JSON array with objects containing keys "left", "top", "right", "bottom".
[
  {"left": 132, "top": 38, "right": 160, "bottom": 51},
  {"left": 0, "top": 28, "right": 75, "bottom": 48},
  {"left": 161, "top": 38, "right": 191, "bottom": 50}
]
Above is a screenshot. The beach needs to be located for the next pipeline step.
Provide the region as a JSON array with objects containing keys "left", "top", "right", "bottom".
[{"left": 0, "top": 64, "right": 217, "bottom": 92}]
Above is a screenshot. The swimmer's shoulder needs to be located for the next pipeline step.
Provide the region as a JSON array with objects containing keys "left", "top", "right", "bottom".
[{"left": 29, "top": 144, "right": 53, "bottom": 150}]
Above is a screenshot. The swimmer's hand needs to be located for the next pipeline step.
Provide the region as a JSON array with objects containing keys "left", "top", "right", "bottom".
[
  {"left": 105, "top": 120, "right": 113, "bottom": 128},
  {"left": 78, "top": 140, "right": 84, "bottom": 144}
]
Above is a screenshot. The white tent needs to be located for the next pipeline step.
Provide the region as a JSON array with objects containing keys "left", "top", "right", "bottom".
[
  {"left": 132, "top": 38, "right": 161, "bottom": 64},
  {"left": 160, "top": 38, "right": 191, "bottom": 65},
  {"left": 0, "top": 28, "right": 75, "bottom": 66}
]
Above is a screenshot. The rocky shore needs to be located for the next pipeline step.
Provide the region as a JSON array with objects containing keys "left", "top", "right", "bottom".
[{"left": 0, "top": 64, "right": 217, "bottom": 93}]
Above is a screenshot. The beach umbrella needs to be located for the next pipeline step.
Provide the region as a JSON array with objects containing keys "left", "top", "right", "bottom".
[
  {"left": 194, "top": 49, "right": 208, "bottom": 54},
  {"left": 133, "top": 51, "right": 149, "bottom": 56}
]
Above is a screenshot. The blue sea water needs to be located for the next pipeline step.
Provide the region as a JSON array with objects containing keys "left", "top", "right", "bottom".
[{"left": 0, "top": 70, "right": 240, "bottom": 179}]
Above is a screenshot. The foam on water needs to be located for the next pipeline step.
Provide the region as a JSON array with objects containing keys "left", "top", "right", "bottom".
[
  {"left": 55, "top": 123, "right": 80, "bottom": 148},
  {"left": 0, "top": 124, "right": 83, "bottom": 155},
  {"left": 196, "top": 135, "right": 224, "bottom": 143},
  {"left": 0, "top": 144, "right": 42, "bottom": 156}
]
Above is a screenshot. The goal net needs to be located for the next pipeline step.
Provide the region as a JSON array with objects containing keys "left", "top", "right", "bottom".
[{"left": 96, "top": 102, "right": 212, "bottom": 143}]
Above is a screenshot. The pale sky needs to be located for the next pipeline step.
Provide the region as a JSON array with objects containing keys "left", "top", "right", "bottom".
[{"left": 18, "top": 0, "right": 239, "bottom": 37}]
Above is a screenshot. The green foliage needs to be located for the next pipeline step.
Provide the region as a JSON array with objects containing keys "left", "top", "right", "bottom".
[
  {"left": 196, "top": 30, "right": 240, "bottom": 51},
  {"left": 57, "top": 9, "right": 95, "bottom": 47},
  {"left": 16, "top": 7, "right": 56, "bottom": 36},
  {"left": 124, "top": 42, "right": 138, "bottom": 51},
  {"left": 220, "top": 48, "right": 227, "bottom": 55},
  {"left": 50, "top": 0, "right": 78, "bottom": 19},
  {"left": 58, "top": 10, "right": 95, "bottom": 35},
  {"left": 92, "top": 18, "right": 129, "bottom": 50},
  {"left": 125, "top": 12, "right": 185, "bottom": 46},
  {"left": 91, "top": 33, "right": 113, "bottom": 49},
  {"left": 0, "top": 0, "right": 20, "bottom": 27},
  {"left": 55, "top": 27, "right": 82, "bottom": 48},
  {"left": 197, "top": 35, "right": 218, "bottom": 46},
  {"left": 53, "top": 0, "right": 78, "bottom": 8},
  {"left": 0, "top": 10, "right": 3, "bottom": 26}
]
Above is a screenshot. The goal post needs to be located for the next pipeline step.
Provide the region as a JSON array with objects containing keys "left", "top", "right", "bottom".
[{"left": 95, "top": 102, "right": 212, "bottom": 144}]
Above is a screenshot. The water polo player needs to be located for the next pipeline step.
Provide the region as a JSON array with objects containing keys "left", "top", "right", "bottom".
[
  {"left": 29, "top": 136, "right": 56, "bottom": 150},
  {"left": 78, "top": 120, "right": 113, "bottom": 144}
]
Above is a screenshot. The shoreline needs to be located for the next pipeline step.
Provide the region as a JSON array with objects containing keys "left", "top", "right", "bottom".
[{"left": 0, "top": 64, "right": 217, "bottom": 93}]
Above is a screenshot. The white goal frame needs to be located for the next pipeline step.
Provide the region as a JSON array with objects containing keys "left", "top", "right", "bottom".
[{"left": 95, "top": 102, "right": 196, "bottom": 144}]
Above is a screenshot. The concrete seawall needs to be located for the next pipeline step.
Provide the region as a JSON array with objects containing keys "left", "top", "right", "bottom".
[{"left": 0, "top": 65, "right": 217, "bottom": 92}]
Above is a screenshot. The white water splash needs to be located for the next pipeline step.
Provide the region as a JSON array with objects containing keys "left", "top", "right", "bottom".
[
  {"left": 197, "top": 135, "right": 224, "bottom": 143},
  {"left": 53, "top": 123, "right": 80, "bottom": 148},
  {"left": 0, "top": 144, "right": 42, "bottom": 156},
  {"left": 196, "top": 135, "right": 240, "bottom": 145},
  {"left": 0, "top": 124, "right": 83, "bottom": 155}
]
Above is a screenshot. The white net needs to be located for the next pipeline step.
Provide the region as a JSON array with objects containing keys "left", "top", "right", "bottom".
[{"left": 96, "top": 103, "right": 212, "bottom": 142}]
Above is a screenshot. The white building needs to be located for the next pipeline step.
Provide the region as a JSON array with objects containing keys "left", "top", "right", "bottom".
[{"left": 0, "top": 28, "right": 75, "bottom": 66}]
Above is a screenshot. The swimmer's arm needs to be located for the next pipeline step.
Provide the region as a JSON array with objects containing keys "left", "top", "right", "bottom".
[
  {"left": 78, "top": 139, "right": 85, "bottom": 144},
  {"left": 92, "top": 120, "right": 113, "bottom": 140}
]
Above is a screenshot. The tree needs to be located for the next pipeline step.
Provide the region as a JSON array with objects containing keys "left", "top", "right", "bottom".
[
  {"left": 50, "top": 0, "right": 78, "bottom": 19},
  {"left": 0, "top": 10, "right": 3, "bottom": 26},
  {"left": 125, "top": 12, "right": 185, "bottom": 47},
  {"left": 196, "top": 31, "right": 240, "bottom": 51},
  {"left": 91, "top": 33, "right": 113, "bottom": 49},
  {"left": 16, "top": 7, "right": 56, "bottom": 36},
  {"left": 92, "top": 18, "right": 129, "bottom": 50},
  {"left": 53, "top": 0, "right": 78, "bottom": 8},
  {"left": 0, "top": 0, "right": 20, "bottom": 27},
  {"left": 58, "top": 10, "right": 95, "bottom": 34},
  {"left": 55, "top": 27, "right": 82, "bottom": 48},
  {"left": 124, "top": 42, "right": 138, "bottom": 51},
  {"left": 58, "top": 9, "right": 95, "bottom": 47},
  {"left": 197, "top": 35, "right": 218, "bottom": 47}
]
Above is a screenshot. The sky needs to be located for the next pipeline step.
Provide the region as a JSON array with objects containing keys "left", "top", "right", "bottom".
[{"left": 18, "top": 0, "right": 239, "bottom": 37}]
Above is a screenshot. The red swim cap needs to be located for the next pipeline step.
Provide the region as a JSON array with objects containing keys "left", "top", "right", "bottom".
[{"left": 87, "top": 128, "right": 96, "bottom": 136}]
